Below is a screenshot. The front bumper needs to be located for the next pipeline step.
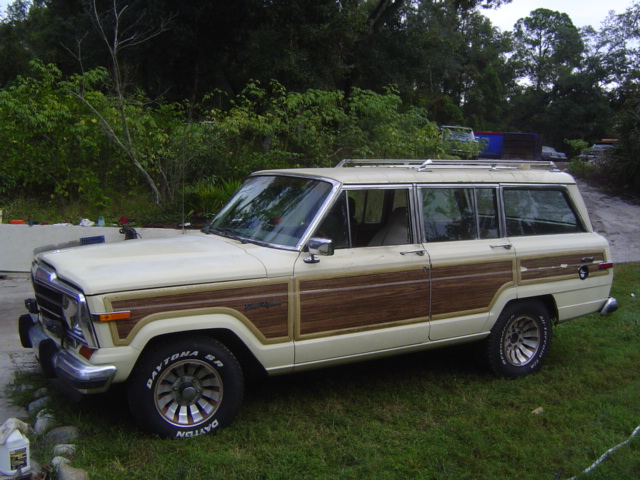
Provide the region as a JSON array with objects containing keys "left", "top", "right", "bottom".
[{"left": 19, "top": 314, "right": 117, "bottom": 394}]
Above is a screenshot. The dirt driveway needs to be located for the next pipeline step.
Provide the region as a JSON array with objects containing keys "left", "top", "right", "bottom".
[{"left": 577, "top": 180, "right": 640, "bottom": 263}]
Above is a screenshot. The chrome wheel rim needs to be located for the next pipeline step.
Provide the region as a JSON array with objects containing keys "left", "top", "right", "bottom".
[
  {"left": 503, "top": 316, "right": 540, "bottom": 367},
  {"left": 154, "top": 360, "right": 222, "bottom": 427}
]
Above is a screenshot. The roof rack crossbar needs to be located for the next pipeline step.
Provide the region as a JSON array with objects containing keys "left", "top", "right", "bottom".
[{"left": 336, "top": 159, "right": 428, "bottom": 168}]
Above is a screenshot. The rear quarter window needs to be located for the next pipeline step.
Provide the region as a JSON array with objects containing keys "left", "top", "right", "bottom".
[{"left": 503, "top": 187, "right": 585, "bottom": 236}]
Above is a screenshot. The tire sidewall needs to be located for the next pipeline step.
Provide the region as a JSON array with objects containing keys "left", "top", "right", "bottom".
[
  {"left": 489, "top": 302, "right": 552, "bottom": 378},
  {"left": 128, "top": 337, "right": 244, "bottom": 439}
]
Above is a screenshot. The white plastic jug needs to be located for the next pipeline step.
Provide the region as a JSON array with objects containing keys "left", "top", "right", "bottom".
[{"left": 0, "top": 427, "right": 30, "bottom": 475}]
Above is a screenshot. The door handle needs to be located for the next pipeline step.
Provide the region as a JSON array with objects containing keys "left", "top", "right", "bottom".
[{"left": 490, "top": 243, "right": 513, "bottom": 250}]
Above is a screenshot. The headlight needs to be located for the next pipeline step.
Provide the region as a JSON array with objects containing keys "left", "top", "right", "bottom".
[{"left": 62, "top": 293, "right": 99, "bottom": 348}]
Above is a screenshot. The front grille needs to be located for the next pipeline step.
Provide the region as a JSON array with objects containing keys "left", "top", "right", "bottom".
[
  {"left": 33, "top": 283, "right": 64, "bottom": 325},
  {"left": 33, "top": 281, "right": 66, "bottom": 336}
]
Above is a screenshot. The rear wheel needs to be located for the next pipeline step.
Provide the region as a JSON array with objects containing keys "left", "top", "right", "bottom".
[
  {"left": 127, "top": 336, "right": 244, "bottom": 438},
  {"left": 486, "top": 301, "right": 552, "bottom": 378}
]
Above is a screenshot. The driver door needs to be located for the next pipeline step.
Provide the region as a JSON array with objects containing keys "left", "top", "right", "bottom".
[{"left": 292, "top": 187, "right": 432, "bottom": 367}]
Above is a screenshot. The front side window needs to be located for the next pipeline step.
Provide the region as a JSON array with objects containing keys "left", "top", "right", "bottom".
[
  {"left": 503, "top": 187, "right": 585, "bottom": 236},
  {"left": 314, "top": 188, "right": 412, "bottom": 248},
  {"left": 205, "top": 175, "right": 333, "bottom": 248},
  {"left": 421, "top": 187, "right": 499, "bottom": 242}
]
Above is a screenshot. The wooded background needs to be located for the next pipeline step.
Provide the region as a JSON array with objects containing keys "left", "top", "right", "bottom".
[{"left": 1, "top": 0, "right": 639, "bottom": 212}]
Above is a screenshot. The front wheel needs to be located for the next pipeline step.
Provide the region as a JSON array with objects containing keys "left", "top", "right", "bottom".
[
  {"left": 127, "top": 336, "right": 244, "bottom": 438},
  {"left": 486, "top": 301, "right": 552, "bottom": 378}
]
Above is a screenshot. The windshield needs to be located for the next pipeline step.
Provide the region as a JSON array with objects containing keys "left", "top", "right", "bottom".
[{"left": 204, "top": 175, "right": 334, "bottom": 248}]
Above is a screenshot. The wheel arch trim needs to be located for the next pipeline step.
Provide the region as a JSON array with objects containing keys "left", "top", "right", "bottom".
[{"left": 123, "top": 313, "right": 294, "bottom": 376}]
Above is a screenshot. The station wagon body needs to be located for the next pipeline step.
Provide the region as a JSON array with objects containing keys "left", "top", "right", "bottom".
[{"left": 19, "top": 159, "right": 618, "bottom": 438}]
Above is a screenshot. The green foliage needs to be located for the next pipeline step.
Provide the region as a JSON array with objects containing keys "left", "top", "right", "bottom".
[
  {"left": 182, "top": 177, "right": 243, "bottom": 217},
  {"left": 0, "top": 60, "right": 106, "bottom": 197},
  {"left": 0, "top": 60, "right": 192, "bottom": 206},
  {"left": 565, "top": 138, "right": 589, "bottom": 158},
  {"left": 1, "top": 67, "right": 451, "bottom": 216},
  {"left": 203, "top": 81, "right": 447, "bottom": 179},
  {"left": 4, "top": 1, "right": 640, "bottom": 209}
]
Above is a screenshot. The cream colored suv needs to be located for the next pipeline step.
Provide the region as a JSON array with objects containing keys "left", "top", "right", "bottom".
[{"left": 18, "top": 159, "right": 618, "bottom": 438}]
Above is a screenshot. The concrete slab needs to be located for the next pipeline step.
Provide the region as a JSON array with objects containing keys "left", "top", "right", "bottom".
[{"left": 0, "top": 274, "right": 38, "bottom": 422}]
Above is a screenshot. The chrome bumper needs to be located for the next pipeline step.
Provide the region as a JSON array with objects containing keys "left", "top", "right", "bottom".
[
  {"left": 600, "top": 297, "right": 619, "bottom": 316},
  {"left": 19, "top": 315, "right": 116, "bottom": 394}
]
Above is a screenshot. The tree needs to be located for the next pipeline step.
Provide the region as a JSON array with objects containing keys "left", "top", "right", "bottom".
[
  {"left": 512, "top": 8, "right": 583, "bottom": 91},
  {"left": 391, "top": 0, "right": 512, "bottom": 126},
  {"left": 71, "top": 0, "right": 171, "bottom": 205},
  {"left": 0, "top": 0, "right": 33, "bottom": 86},
  {"left": 611, "top": 92, "right": 640, "bottom": 193}
]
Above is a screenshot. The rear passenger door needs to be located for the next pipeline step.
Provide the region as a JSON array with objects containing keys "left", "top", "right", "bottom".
[{"left": 419, "top": 185, "right": 516, "bottom": 340}]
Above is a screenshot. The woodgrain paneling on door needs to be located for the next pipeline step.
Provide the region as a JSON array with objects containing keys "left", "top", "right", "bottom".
[{"left": 299, "top": 268, "right": 430, "bottom": 336}]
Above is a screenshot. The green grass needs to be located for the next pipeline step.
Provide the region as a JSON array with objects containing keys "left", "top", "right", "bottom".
[{"left": 9, "top": 263, "right": 640, "bottom": 480}]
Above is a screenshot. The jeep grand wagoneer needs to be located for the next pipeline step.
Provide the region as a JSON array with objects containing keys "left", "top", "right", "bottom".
[{"left": 19, "top": 159, "right": 618, "bottom": 438}]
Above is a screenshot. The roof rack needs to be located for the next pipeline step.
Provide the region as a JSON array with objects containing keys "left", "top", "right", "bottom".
[{"left": 336, "top": 158, "right": 560, "bottom": 171}]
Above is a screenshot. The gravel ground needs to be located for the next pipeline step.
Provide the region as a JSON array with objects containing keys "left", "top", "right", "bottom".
[{"left": 577, "top": 180, "right": 640, "bottom": 263}]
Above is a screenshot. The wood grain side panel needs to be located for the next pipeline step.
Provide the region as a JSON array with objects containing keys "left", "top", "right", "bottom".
[
  {"left": 520, "top": 252, "right": 605, "bottom": 282},
  {"left": 299, "top": 269, "right": 429, "bottom": 335},
  {"left": 431, "top": 261, "right": 513, "bottom": 317},
  {"left": 110, "top": 284, "right": 289, "bottom": 340}
]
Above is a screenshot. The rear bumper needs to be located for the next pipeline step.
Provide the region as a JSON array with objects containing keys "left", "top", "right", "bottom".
[
  {"left": 600, "top": 297, "right": 619, "bottom": 316},
  {"left": 19, "top": 314, "right": 117, "bottom": 394}
]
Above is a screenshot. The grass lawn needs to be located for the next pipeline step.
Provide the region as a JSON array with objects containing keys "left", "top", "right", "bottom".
[{"left": 10, "top": 263, "right": 640, "bottom": 480}]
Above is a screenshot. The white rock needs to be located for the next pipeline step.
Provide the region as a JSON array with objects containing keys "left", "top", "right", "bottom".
[
  {"left": 34, "top": 413, "right": 56, "bottom": 434},
  {"left": 27, "top": 396, "right": 50, "bottom": 414},
  {"left": 51, "top": 456, "right": 71, "bottom": 467},
  {"left": 35, "top": 387, "right": 49, "bottom": 398},
  {"left": 52, "top": 444, "right": 77, "bottom": 457},
  {"left": 57, "top": 463, "right": 89, "bottom": 480}
]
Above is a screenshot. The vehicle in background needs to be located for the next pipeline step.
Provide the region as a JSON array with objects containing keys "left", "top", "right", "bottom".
[
  {"left": 475, "top": 131, "right": 542, "bottom": 161},
  {"left": 541, "top": 146, "right": 567, "bottom": 162},
  {"left": 440, "top": 125, "right": 478, "bottom": 159},
  {"left": 579, "top": 139, "right": 618, "bottom": 162}
]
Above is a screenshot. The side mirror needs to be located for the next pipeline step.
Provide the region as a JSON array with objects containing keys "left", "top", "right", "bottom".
[{"left": 304, "top": 237, "right": 334, "bottom": 264}]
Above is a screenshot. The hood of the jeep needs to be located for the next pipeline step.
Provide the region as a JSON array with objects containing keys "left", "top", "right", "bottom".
[{"left": 36, "top": 234, "right": 270, "bottom": 295}]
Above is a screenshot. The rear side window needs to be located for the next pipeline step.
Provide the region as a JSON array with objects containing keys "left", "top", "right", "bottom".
[
  {"left": 503, "top": 187, "right": 585, "bottom": 236},
  {"left": 421, "top": 187, "right": 499, "bottom": 242}
]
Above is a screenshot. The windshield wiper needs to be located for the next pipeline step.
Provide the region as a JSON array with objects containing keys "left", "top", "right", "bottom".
[
  {"left": 208, "top": 227, "right": 246, "bottom": 242},
  {"left": 208, "top": 227, "right": 272, "bottom": 248}
]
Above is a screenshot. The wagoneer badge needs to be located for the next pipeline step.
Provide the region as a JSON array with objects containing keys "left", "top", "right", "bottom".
[{"left": 244, "top": 301, "right": 284, "bottom": 312}]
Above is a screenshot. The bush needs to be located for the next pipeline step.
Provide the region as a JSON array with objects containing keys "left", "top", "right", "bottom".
[{"left": 1, "top": 66, "right": 455, "bottom": 217}]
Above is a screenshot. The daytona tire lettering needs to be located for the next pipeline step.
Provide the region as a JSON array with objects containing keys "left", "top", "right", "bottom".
[{"left": 127, "top": 336, "right": 244, "bottom": 438}]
